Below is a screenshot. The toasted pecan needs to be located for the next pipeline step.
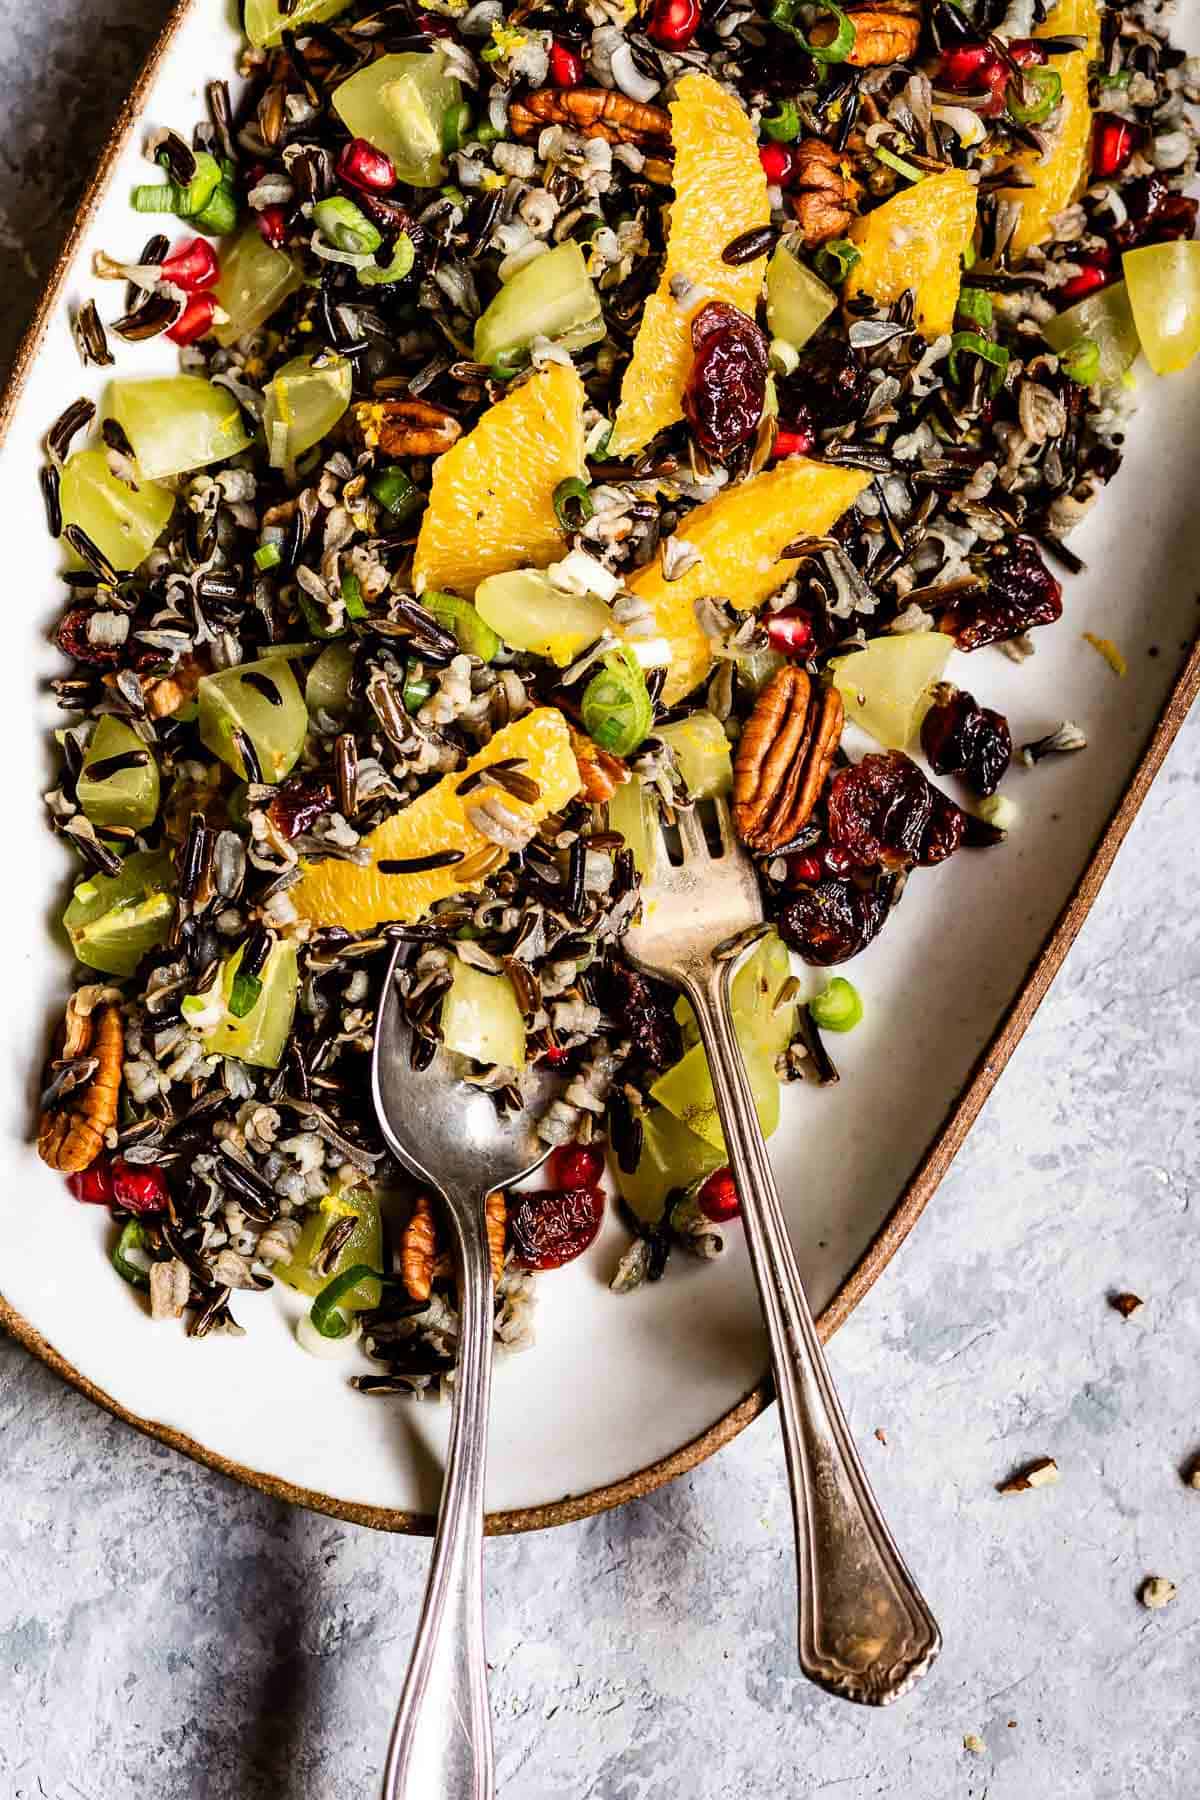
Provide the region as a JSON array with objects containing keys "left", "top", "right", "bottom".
[
  {"left": 401, "top": 1193, "right": 438, "bottom": 1303},
  {"left": 356, "top": 398, "right": 462, "bottom": 459},
  {"left": 813, "top": 3, "right": 922, "bottom": 64},
  {"left": 37, "top": 999, "right": 124, "bottom": 1173},
  {"left": 509, "top": 87, "right": 671, "bottom": 147},
  {"left": 485, "top": 1190, "right": 507, "bottom": 1287},
  {"left": 570, "top": 727, "right": 630, "bottom": 805},
  {"left": 790, "top": 139, "right": 855, "bottom": 246},
  {"left": 733, "top": 668, "right": 844, "bottom": 853}
]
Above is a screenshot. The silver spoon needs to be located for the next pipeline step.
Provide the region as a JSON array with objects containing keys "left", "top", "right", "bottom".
[{"left": 371, "top": 939, "right": 555, "bottom": 1800}]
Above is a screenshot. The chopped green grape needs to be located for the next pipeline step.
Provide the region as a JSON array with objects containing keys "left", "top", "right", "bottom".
[
  {"left": 736, "top": 644, "right": 787, "bottom": 694},
  {"left": 809, "top": 976, "right": 862, "bottom": 1033},
  {"left": 1123, "top": 242, "right": 1200, "bottom": 374},
  {"left": 244, "top": 0, "right": 352, "bottom": 47},
  {"left": 474, "top": 568, "right": 612, "bottom": 665},
  {"left": 1042, "top": 281, "right": 1139, "bottom": 384},
  {"left": 424, "top": 591, "right": 502, "bottom": 661},
  {"left": 305, "top": 642, "right": 357, "bottom": 719},
  {"left": 76, "top": 716, "right": 160, "bottom": 831},
  {"left": 581, "top": 646, "right": 653, "bottom": 757},
  {"left": 275, "top": 1187, "right": 382, "bottom": 1310},
  {"left": 676, "top": 931, "right": 796, "bottom": 1058},
  {"left": 333, "top": 49, "right": 462, "bottom": 187},
  {"left": 830, "top": 632, "right": 955, "bottom": 751},
  {"left": 617, "top": 1105, "right": 722, "bottom": 1225},
  {"left": 204, "top": 937, "right": 298, "bottom": 1068},
  {"left": 651, "top": 1033, "right": 780, "bottom": 1153},
  {"left": 657, "top": 711, "right": 732, "bottom": 800},
  {"left": 198, "top": 656, "right": 308, "bottom": 782},
  {"left": 108, "top": 376, "right": 250, "bottom": 481},
  {"left": 473, "top": 241, "right": 603, "bottom": 367},
  {"left": 59, "top": 448, "right": 174, "bottom": 575},
  {"left": 607, "top": 776, "right": 658, "bottom": 877},
  {"left": 441, "top": 955, "right": 527, "bottom": 1069},
  {"left": 262, "top": 353, "right": 354, "bottom": 470},
  {"left": 766, "top": 243, "right": 836, "bottom": 351},
  {"left": 63, "top": 849, "right": 175, "bottom": 977},
  {"left": 212, "top": 224, "right": 303, "bottom": 347}
]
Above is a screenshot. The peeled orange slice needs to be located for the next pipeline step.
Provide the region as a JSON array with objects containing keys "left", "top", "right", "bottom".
[
  {"left": 845, "top": 170, "right": 978, "bottom": 337},
  {"left": 625, "top": 458, "right": 869, "bottom": 706},
  {"left": 291, "top": 708, "right": 579, "bottom": 931},
  {"left": 609, "top": 73, "right": 769, "bottom": 458},
  {"left": 1001, "top": 53, "right": 1093, "bottom": 260},
  {"left": 412, "top": 363, "right": 586, "bottom": 596}
]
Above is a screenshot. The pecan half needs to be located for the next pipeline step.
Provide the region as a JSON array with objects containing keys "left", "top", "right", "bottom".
[
  {"left": 144, "top": 654, "right": 203, "bottom": 721},
  {"left": 485, "top": 1190, "right": 507, "bottom": 1287},
  {"left": 813, "top": 3, "right": 922, "bottom": 65},
  {"left": 356, "top": 398, "right": 462, "bottom": 459},
  {"left": 790, "top": 139, "right": 854, "bottom": 246},
  {"left": 509, "top": 88, "right": 671, "bottom": 148},
  {"left": 733, "top": 667, "right": 844, "bottom": 853},
  {"left": 401, "top": 1193, "right": 437, "bottom": 1303},
  {"left": 38, "top": 999, "right": 124, "bottom": 1173},
  {"left": 570, "top": 727, "right": 630, "bottom": 805}
]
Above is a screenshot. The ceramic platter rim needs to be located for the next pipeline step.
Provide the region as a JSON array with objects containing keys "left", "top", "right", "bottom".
[{"left": 2, "top": 0, "right": 1197, "bottom": 1536}]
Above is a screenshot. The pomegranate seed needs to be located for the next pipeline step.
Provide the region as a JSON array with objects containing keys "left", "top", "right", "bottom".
[
  {"left": 1008, "top": 38, "right": 1048, "bottom": 67},
  {"left": 416, "top": 11, "right": 453, "bottom": 35},
  {"left": 938, "top": 42, "right": 1003, "bottom": 90},
  {"left": 788, "top": 852, "right": 824, "bottom": 885},
  {"left": 547, "top": 1142, "right": 605, "bottom": 1191},
  {"left": 167, "top": 292, "right": 218, "bottom": 346},
  {"left": 823, "top": 845, "right": 854, "bottom": 876},
  {"left": 771, "top": 425, "right": 814, "bottom": 459},
  {"left": 337, "top": 137, "right": 397, "bottom": 193},
  {"left": 67, "top": 1161, "right": 116, "bottom": 1205},
  {"left": 759, "top": 142, "right": 794, "bottom": 186},
  {"left": 647, "top": 0, "right": 701, "bottom": 49},
  {"left": 161, "top": 237, "right": 219, "bottom": 293},
  {"left": 543, "top": 1044, "right": 570, "bottom": 1066},
  {"left": 111, "top": 1159, "right": 170, "bottom": 1216},
  {"left": 510, "top": 1187, "right": 605, "bottom": 1269},
  {"left": 1057, "top": 251, "right": 1113, "bottom": 305},
  {"left": 257, "top": 205, "right": 288, "bottom": 249},
  {"left": 549, "top": 40, "right": 584, "bottom": 87},
  {"left": 1092, "top": 113, "right": 1139, "bottom": 179},
  {"left": 766, "top": 606, "right": 814, "bottom": 658},
  {"left": 697, "top": 1167, "right": 740, "bottom": 1223}
]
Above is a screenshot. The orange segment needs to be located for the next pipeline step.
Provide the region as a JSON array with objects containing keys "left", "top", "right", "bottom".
[
  {"left": 626, "top": 459, "right": 869, "bottom": 706},
  {"left": 609, "top": 73, "right": 769, "bottom": 458},
  {"left": 845, "top": 170, "right": 977, "bottom": 337},
  {"left": 291, "top": 708, "right": 580, "bottom": 931},
  {"left": 1038, "top": 0, "right": 1101, "bottom": 58},
  {"left": 412, "top": 362, "right": 585, "bottom": 595},
  {"left": 1001, "top": 54, "right": 1092, "bottom": 260}
]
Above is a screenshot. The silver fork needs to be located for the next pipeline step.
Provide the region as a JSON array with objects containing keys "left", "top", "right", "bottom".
[{"left": 622, "top": 796, "right": 941, "bottom": 1704}]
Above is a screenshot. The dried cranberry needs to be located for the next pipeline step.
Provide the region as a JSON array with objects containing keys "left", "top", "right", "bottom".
[
  {"left": 510, "top": 1187, "right": 604, "bottom": 1270},
  {"left": 777, "top": 877, "right": 888, "bottom": 966},
  {"left": 257, "top": 205, "right": 288, "bottom": 249},
  {"left": 777, "top": 341, "right": 869, "bottom": 431},
  {"left": 766, "top": 607, "right": 814, "bottom": 658},
  {"left": 267, "top": 776, "right": 336, "bottom": 841},
  {"left": 822, "top": 845, "right": 854, "bottom": 876},
  {"left": 547, "top": 1142, "right": 605, "bottom": 1191},
  {"left": 337, "top": 137, "right": 397, "bottom": 192},
  {"left": 682, "top": 301, "right": 769, "bottom": 458},
  {"left": 68, "top": 1161, "right": 116, "bottom": 1205},
  {"left": 55, "top": 608, "right": 120, "bottom": 667},
  {"left": 697, "top": 1167, "right": 740, "bottom": 1222},
  {"left": 1092, "top": 113, "right": 1139, "bottom": 180},
  {"left": 771, "top": 425, "right": 814, "bottom": 460},
  {"left": 920, "top": 684, "right": 1012, "bottom": 797},
  {"left": 548, "top": 40, "right": 584, "bottom": 86},
  {"left": 601, "top": 963, "right": 681, "bottom": 1071},
  {"left": 167, "top": 292, "right": 218, "bottom": 346},
  {"left": 161, "top": 237, "right": 219, "bottom": 293},
  {"left": 939, "top": 538, "right": 1062, "bottom": 651},
  {"left": 111, "top": 1159, "right": 170, "bottom": 1215},
  {"left": 1056, "top": 249, "right": 1113, "bottom": 306},
  {"left": 917, "top": 788, "right": 966, "bottom": 866},
  {"left": 827, "top": 752, "right": 934, "bottom": 869},
  {"left": 759, "top": 142, "right": 794, "bottom": 186},
  {"left": 1109, "top": 174, "right": 1199, "bottom": 252},
  {"left": 647, "top": 0, "right": 702, "bottom": 49}
]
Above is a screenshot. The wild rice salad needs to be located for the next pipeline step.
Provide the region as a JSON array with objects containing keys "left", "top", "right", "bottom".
[{"left": 36, "top": 0, "right": 1199, "bottom": 1392}]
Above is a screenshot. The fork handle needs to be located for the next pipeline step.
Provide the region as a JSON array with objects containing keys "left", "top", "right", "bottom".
[
  {"left": 687, "top": 966, "right": 941, "bottom": 1705},
  {"left": 384, "top": 1195, "right": 494, "bottom": 1800}
]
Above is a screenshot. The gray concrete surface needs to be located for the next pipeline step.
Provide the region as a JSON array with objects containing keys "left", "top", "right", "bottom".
[{"left": 1, "top": 6, "right": 1197, "bottom": 1796}]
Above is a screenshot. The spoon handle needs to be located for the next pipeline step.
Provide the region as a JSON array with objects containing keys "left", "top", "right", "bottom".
[
  {"left": 384, "top": 1198, "right": 495, "bottom": 1800},
  {"left": 687, "top": 965, "right": 941, "bottom": 1705}
]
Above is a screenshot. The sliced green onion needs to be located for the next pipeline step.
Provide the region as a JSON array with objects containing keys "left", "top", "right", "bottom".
[
  {"left": 1006, "top": 66, "right": 1063, "bottom": 126},
  {"left": 1099, "top": 69, "right": 1132, "bottom": 90},
  {"left": 403, "top": 670, "right": 435, "bottom": 712},
  {"left": 581, "top": 646, "right": 653, "bottom": 758},
  {"left": 112, "top": 1218, "right": 152, "bottom": 1290},
  {"left": 310, "top": 1263, "right": 387, "bottom": 1339},
  {"left": 553, "top": 476, "right": 595, "bottom": 532},
  {"left": 948, "top": 330, "right": 1010, "bottom": 395},
  {"left": 762, "top": 99, "right": 802, "bottom": 143},
  {"left": 769, "top": 0, "right": 856, "bottom": 63},
  {"left": 875, "top": 145, "right": 925, "bottom": 184},
  {"left": 229, "top": 968, "right": 263, "bottom": 1020},
  {"left": 340, "top": 572, "right": 368, "bottom": 621},
  {"left": 442, "top": 100, "right": 473, "bottom": 153},
  {"left": 370, "top": 465, "right": 423, "bottom": 520},
  {"left": 359, "top": 233, "right": 416, "bottom": 287},
  {"left": 424, "top": 591, "right": 501, "bottom": 661},
  {"left": 813, "top": 237, "right": 861, "bottom": 285},
  {"left": 440, "top": 184, "right": 467, "bottom": 207},
  {"left": 192, "top": 179, "right": 239, "bottom": 237},
  {"left": 956, "top": 288, "right": 993, "bottom": 330},
  {"left": 255, "top": 542, "right": 283, "bottom": 572},
  {"left": 809, "top": 977, "right": 862, "bottom": 1033},
  {"left": 313, "top": 196, "right": 382, "bottom": 256},
  {"left": 1059, "top": 335, "right": 1101, "bottom": 384},
  {"left": 132, "top": 181, "right": 186, "bottom": 215}
]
